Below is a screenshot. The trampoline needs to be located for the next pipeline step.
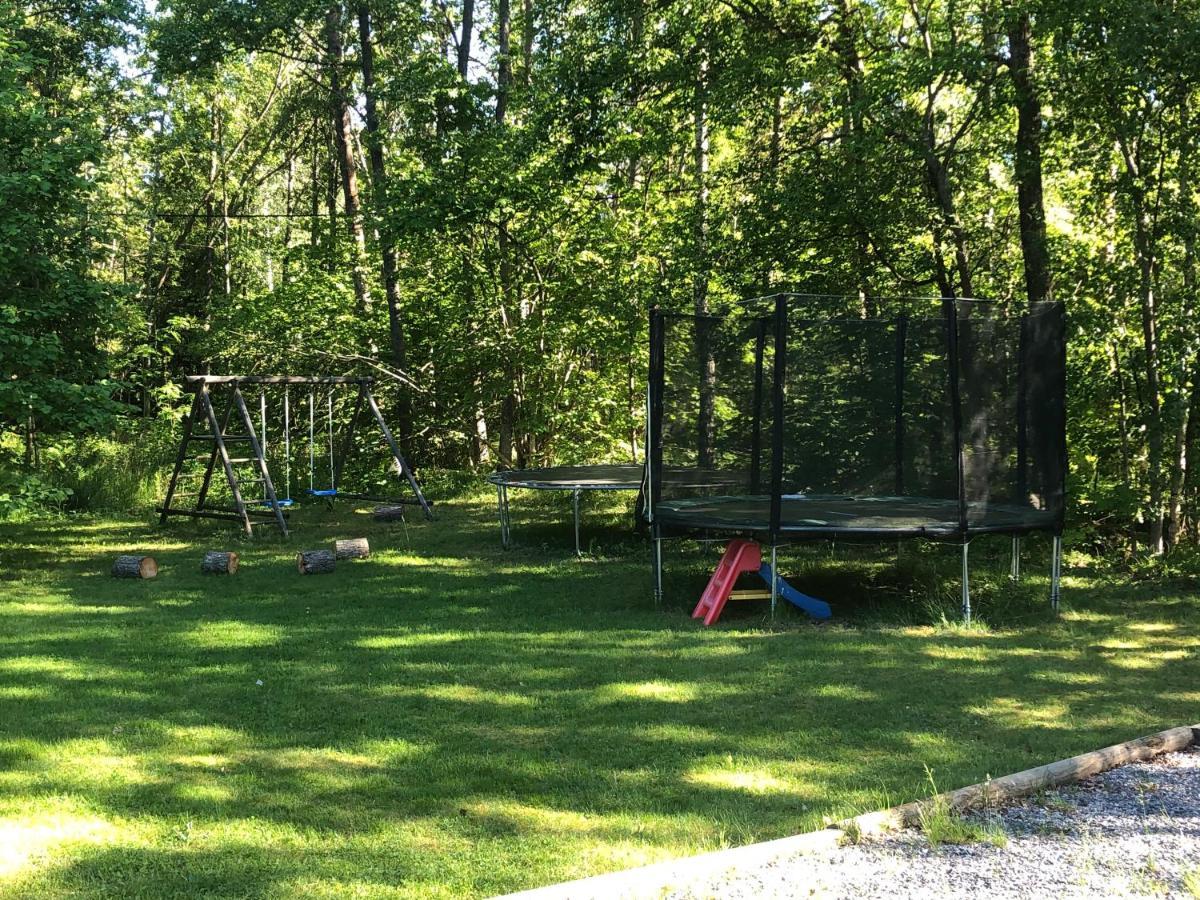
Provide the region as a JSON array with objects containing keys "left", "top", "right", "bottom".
[
  {"left": 654, "top": 494, "right": 1057, "bottom": 539},
  {"left": 488, "top": 464, "right": 743, "bottom": 555},
  {"left": 646, "top": 296, "right": 1067, "bottom": 620}
]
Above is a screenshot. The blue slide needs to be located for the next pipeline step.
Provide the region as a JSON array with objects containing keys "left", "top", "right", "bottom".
[{"left": 758, "top": 563, "right": 833, "bottom": 620}]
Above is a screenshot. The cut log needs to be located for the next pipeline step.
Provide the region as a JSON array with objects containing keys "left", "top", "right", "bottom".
[
  {"left": 112, "top": 555, "right": 157, "bottom": 579},
  {"left": 334, "top": 538, "right": 370, "bottom": 560},
  {"left": 201, "top": 551, "right": 239, "bottom": 575},
  {"left": 297, "top": 549, "right": 336, "bottom": 575},
  {"left": 373, "top": 505, "right": 406, "bottom": 522}
]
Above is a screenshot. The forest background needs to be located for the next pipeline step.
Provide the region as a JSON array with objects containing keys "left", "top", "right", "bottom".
[{"left": 2, "top": 0, "right": 1198, "bottom": 554}]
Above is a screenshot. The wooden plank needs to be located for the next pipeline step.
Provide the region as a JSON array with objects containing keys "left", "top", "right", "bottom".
[
  {"left": 728, "top": 589, "right": 771, "bottom": 600},
  {"left": 160, "top": 391, "right": 202, "bottom": 525},
  {"left": 185, "top": 375, "right": 372, "bottom": 385},
  {"left": 847, "top": 724, "right": 1199, "bottom": 835},
  {"left": 196, "top": 386, "right": 232, "bottom": 510},
  {"left": 157, "top": 507, "right": 249, "bottom": 523},
  {"left": 232, "top": 386, "right": 288, "bottom": 537},
  {"left": 364, "top": 386, "right": 433, "bottom": 520}
]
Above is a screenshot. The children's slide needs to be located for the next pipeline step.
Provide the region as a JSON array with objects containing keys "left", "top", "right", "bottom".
[{"left": 692, "top": 540, "right": 832, "bottom": 625}]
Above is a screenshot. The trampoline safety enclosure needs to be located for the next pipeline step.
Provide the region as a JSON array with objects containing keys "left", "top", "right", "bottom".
[{"left": 646, "top": 295, "right": 1067, "bottom": 621}]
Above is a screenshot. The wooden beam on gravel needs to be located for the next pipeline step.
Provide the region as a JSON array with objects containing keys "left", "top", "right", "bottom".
[
  {"left": 499, "top": 724, "right": 1200, "bottom": 900},
  {"left": 847, "top": 724, "right": 1200, "bottom": 835}
]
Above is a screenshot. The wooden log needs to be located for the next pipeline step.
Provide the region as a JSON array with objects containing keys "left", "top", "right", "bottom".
[
  {"left": 843, "top": 723, "right": 1199, "bottom": 836},
  {"left": 334, "top": 538, "right": 370, "bottom": 560},
  {"left": 112, "top": 555, "right": 157, "bottom": 579},
  {"left": 297, "top": 549, "right": 336, "bottom": 575},
  {"left": 373, "top": 505, "right": 406, "bottom": 522},
  {"left": 201, "top": 551, "right": 239, "bottom": 575}
]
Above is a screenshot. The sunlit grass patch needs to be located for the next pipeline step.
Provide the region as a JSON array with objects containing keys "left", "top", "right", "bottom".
[{"left": 0, "top": 503, "right": 1197, "bottom": 897}]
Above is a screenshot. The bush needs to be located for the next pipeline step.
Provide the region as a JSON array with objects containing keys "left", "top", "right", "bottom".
[{"left": 0, "top": 468, "right": 72, "bottom": 520}]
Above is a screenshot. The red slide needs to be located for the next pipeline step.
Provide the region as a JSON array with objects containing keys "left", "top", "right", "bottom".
[{"left": 692, "top": 539, "right": 762, "bottom": 626}]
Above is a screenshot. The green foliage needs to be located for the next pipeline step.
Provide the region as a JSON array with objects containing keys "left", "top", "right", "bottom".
[
  {"left": 0, "top": 467, "right": 72, "bottom": 521},
  {"left": 0, "top": 4, "right": 129, "bottom": 442}
]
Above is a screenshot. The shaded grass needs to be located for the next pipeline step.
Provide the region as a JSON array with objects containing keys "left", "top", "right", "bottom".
[{"left": 0, "top": 489, "right": 1197, "bottom": 897}]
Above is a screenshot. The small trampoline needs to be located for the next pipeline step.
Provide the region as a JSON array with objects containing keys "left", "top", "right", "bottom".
[
  {"left": 488, "top": 464, "right": 742, "bottom": 555},
  {"left": 646, "top": 296, "right": 1068, "bottom": 620}
]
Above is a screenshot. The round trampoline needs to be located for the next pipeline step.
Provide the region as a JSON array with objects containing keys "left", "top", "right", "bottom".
[
  {"left": 646, "top": 297, "right": 1068, "bottom": 621},
  {"left": 488, "top": 464, "right": 743, "bottom": 555},
  {"left": 654, "top": 494, "right": 1057, "bottom": 539}
]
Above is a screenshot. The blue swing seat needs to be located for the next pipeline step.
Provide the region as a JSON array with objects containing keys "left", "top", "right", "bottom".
[
  {"left": 306, "top": 489, "right": 339, "bottom": 498},
  {"left": 255, "top": 497, "right": 295, "bottom": 508}
]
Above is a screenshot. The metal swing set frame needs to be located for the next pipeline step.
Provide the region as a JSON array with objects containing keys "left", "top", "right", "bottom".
[{"left": 158, "top": 375, "right": 432, "bottom": 537}]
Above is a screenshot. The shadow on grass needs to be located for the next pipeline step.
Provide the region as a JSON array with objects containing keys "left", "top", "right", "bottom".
[{"left": 0, "top": 499, "right": 1197, "bottom": 897}]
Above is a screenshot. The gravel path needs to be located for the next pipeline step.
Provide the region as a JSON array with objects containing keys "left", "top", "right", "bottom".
[{"left": 673, "top": 747, "right": 1200, "bottom": 899}]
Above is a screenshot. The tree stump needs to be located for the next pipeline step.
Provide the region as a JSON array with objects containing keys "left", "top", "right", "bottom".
[
  {"left": 297, "top": 550, "right": 336, "bottom": 575},
  {"left": 112, "top": 555, "right": 157, "bottom": 579},
  {"left": 372, "top": 505, "right": 407, "bottom": 522},
  {"left": 334, "top": 538, "right": 370, "bottom": 560},
  {"left": 201, "top": 551, "right": 239, "bottom": 575}
]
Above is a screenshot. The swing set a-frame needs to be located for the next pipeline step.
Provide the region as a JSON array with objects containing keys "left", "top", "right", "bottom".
[{"left": 158, "top": 375, "right": 432, "bottom": 537}]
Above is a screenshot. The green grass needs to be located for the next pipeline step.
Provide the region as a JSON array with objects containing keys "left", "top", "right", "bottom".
[
  {"left": 0, "top": 488, "right": 1198, "bottom": 897},
  {"left": 1183, "top": 867, "right": 1200, "bottom": 899},
  {"left": 917, "top": 767, "right": 1007, "bottom": 847}
]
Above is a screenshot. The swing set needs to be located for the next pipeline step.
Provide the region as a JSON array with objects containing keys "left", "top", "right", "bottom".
[{"left": 159, "top": 375, "right": 432, "bottom": 536}]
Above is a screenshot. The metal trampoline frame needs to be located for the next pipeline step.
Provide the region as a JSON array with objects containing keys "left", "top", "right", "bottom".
[{"left": 487, "top": 465, "right": 645, "bottom": 557}]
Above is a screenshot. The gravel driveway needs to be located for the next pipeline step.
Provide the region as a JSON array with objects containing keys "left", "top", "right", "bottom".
[{"left": 672, "top": 747, "right": 1200, "bottom": 899}]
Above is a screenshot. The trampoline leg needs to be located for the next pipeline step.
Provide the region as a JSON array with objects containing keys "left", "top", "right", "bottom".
[
  {"left": 1050, "top": 534, "right": 1062, "bottom": 613},
  {"left": 496, "top": 485, "right": 510, "bottom": 549},
  {"left": 653, "top": 533, "right": 663, "bottom": 606},
  {"left": 1010, "top": 536, "right": 1021, "bottom": 581},
  {"left": 961, "top": 541, "right": 971, "bottom": 624},
  {"left": 770, "top": 545, "right": 778, "bottom": 619},
  {"left": 573, "top": 488, "right": 582, "bottom": 558}
]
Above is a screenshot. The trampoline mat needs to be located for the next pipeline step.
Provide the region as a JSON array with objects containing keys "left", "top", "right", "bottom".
[
  {"left": 654, "top": 494, "right": 1056, "bottom": 538},
  {"left": 487, "top": 464, "right": 744, "bottom": 492}
]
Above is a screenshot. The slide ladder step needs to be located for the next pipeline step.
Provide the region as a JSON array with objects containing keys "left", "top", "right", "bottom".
[{"left": 692, "top": 539, "right": 762, "bottom": 626}]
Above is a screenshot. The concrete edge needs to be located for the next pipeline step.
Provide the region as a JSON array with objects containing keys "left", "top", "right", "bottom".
[{"left": 495, "top": 724, "right": 1200, "bottom": 899}]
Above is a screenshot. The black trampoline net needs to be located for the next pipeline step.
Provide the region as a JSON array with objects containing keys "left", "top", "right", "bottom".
[{"left": 648, "top": 298, "right": 1066, "bottom": 539}]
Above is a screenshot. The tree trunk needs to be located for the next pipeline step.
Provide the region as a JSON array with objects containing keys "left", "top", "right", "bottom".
[
  {"left": 835, "top": 0, "right": 872, "bottom": 312},
  {"left": 496, "top": 0, "right": 518, "bottom": 467},
  {"left": 1169, "top": 103, "right": 1197, "bottom": 546},
  {"left": 373, "top": 505, "right": 407, "bottom": 522},
  {"left": 112, "top": 555, "right": 158, "bottom": 579},
  {"left": 282, "top": 155, "right": 294, "bottom": 284},
  {"left": 1007, "top": 11, "right": 1052, "bottom": 306},
  {"left": 457, "top": 0, "right": 474, "bottom": 79},
  {"left": 694, "top": 51, "right": 715, "bottom": 468},
  {"left": 325, "top": 3, "right": 372, "bottom": 315},
  {"left": 1132, "top": 197, "right": 1164, "bottom": 553},
  {"left": 297, "top": 549, "right": 336, "bottom": 575},
  {"left": 357, "top": 3, "right": 411, "bottom": 440},
  {"left": 521, "top": 0, "right": 534, "bottom": 84},
  {"left": 310, "top": 137, "right": 321, "bottom": 250},
  {"left": 201, "top": 551, "right": 239, "bottom": 575},
  {"left": 923, "top": 143, "right": 973, "bottom": 298},
  {"left": 334, "top": 537, "right": 370, "bottom": 560}
]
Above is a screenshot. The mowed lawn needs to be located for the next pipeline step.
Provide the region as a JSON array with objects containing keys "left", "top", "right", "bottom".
[{"left": 0, "top": 491, "right": 1197, "bottom": 898}]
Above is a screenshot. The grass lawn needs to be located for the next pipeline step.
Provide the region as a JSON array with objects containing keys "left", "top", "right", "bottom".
[{"left": 0, "top": 488, "right": 1197, "bottom": 898}]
